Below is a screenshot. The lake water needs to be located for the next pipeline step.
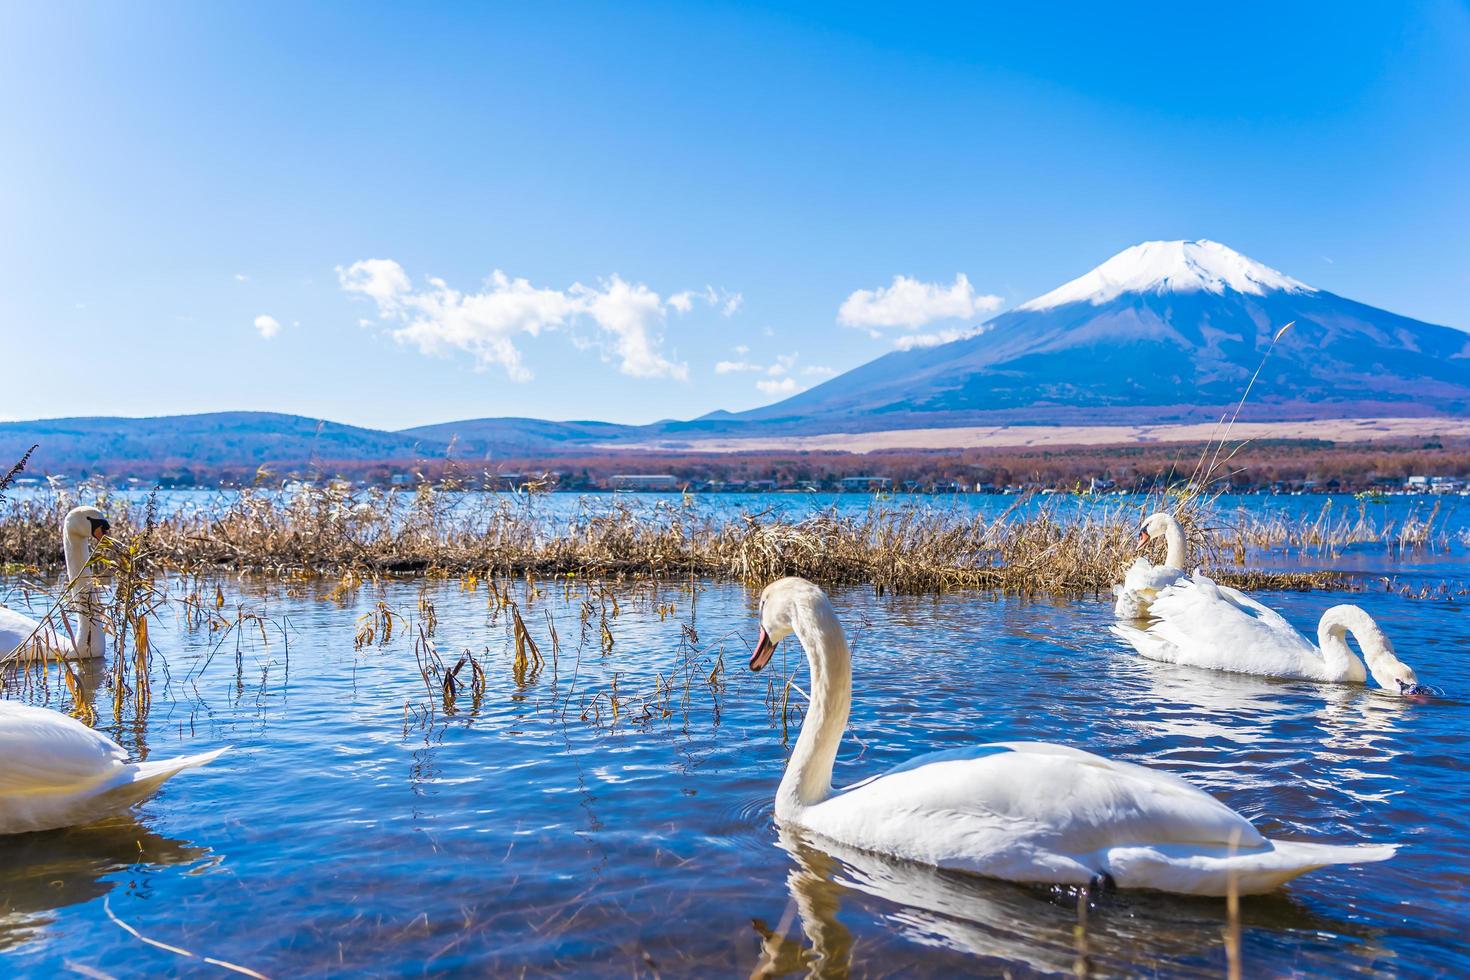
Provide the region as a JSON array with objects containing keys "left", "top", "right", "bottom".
[{"left": 2, "top": 559, "right": 1467, "bottom": 976}]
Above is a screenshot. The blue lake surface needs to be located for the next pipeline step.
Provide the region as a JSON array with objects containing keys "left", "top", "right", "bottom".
[{"left": 1, "top": 493, "right": 1468, "bottom": 976}]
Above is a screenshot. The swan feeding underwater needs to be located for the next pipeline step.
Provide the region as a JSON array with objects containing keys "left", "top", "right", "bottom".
[
  {"left": 0, "top": 506, "right": 110, "bottom": 664},
  {"left": 1113, "top": 512, "right": 1186, "bottom": 621},
  {"left": 0, "top": 700, "right": 226, "bottom": 835},
  {"left": 1111, "top": 570, "right": 1429, "bottom": 696},
  {"left": 748, "top": 576, "right": 1398, "bottom": 895}
]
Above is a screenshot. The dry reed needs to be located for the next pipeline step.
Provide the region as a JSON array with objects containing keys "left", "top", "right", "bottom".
[{"left": 0, "top": 484, "right": 1398, "bottom": 599}]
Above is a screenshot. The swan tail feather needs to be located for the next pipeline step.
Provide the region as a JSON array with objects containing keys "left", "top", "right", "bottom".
[
  {"left": 1106, "top": 839, "right": 1398, "bottom": 896},
  {"left": 107, "top": 747, "right": 229, "bottom": 805},
  {"left": 131, "top": 746, "right": 228, "bottom": 784}
]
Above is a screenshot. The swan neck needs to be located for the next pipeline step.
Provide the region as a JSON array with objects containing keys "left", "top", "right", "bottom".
[
  {"left": 1316, "top": 618, "right": 1366, "bottom": 684},
  {"left": 62, "top": 533, "right": 105, "bottom": 657},
  {"left": 63, "top": 534, "right": 91, "bottom": 585},
  {"left": 777, "top": 601, "right": 851, "bottom": 818},
  {"left": 1162, "top": 518, "right": 1186, "bottom": 570},
  {"left": 1321, "top": 606, "right": 1413, "bottom": 691}
]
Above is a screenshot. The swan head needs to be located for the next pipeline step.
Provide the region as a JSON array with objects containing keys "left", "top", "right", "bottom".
[
  {"left": 63, "top": 505, "right": 111, "bottom": 542},
  {"left": 1321, "top": 604, "right": 1426, "bottom": 696},
  {"left": 1136, "top": 512, "right": 1173, "bottom": 549},
  {"left": 749, "top": 576, "right": 827, "bottom": 672}
]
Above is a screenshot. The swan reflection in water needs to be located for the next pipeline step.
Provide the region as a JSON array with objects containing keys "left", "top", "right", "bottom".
[
  {"left": 0, "top": 817, "right": 214, "bottom": 951},
  {"left": 1124, "top": 655, "right": 1413, "bottom": 811},
  {"left": 752, "top": 828, "right": 1395, "bottom": 978}
]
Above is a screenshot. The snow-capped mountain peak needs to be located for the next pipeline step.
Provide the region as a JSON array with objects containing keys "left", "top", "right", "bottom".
[{"left": 1017, "top": 239, "right": 1315, "bottom": 312}]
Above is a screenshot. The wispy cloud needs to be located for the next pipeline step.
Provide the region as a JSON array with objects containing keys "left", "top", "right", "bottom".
[
  {"left": 838, "top": 273, "right": 1002, "bottom": 332},
  {"left": 253, "top": 314, "right": 282, "bottom": 339},
  {"left": 892, "top": 325, "right": 987, "bottom": 350},
  {"left": 234, "top": 273, "right": 250, "bottom": 283},
  {"left": 715, "top": 359, "right": 760, "bottom": 374},
  {"left": 756, "top": 377, "right": 801, "bottom": 396},
  {"left": 668, "top": 285, "right": 743, "bottom": 317},
  {"left": 339, "top": 259, "right": 733, "bottom": 382},
  {"left": 716, "top": 349, "right": 831, "bottom": 400}
]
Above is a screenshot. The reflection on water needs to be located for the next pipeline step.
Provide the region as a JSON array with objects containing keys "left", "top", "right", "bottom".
[
  {"left": 762, "top": 827, "right": 1385, "bottom": 978},
  {"left": 0, "top": 819, "right": 211, "bottom": 951},
  {"left": 0, "top": 573, "right": 1466, "bottom": 975}
]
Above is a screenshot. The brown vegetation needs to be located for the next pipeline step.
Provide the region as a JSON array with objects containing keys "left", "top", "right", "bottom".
[{"left": 6, "top": 483, "right": 1448, "bottom": 598}]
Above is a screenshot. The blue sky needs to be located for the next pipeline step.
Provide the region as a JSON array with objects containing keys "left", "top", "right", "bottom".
[{"left": 2, "top": 1, "right": 1466, "bottom": 429}]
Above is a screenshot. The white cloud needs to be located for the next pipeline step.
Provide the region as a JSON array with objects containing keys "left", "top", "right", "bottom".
[
  {"left": 253, "top": 314, "right": 282, "bottom": 339},
  {"left": 234, "top": 273, "right": 250, "bottom": 283},
  {"left": 838, "top": 273, "right": 1003, "bottom": 330},
  {"left": 719, "top": 351, "right": 824, "bottom": 400},
  {"left": 668, "top": 286, "right": 743, "bottom": 317},
  {"left": 340, "top": 260, "right": 721, "bottom": 382},
  {"left": 765, "top": 353, "right": 797, "bottom": 377},
  {"left": 892, "top": 325, "right": 988, "bottom": 350},
  {"left": 756, "top": 377, "right": 801, "bottom": 396},
  {"left": 339, "top": 258, "right": 413, "bottom": 310},
  {"left": 715, "top": 360, "right": 760, "bottom": 374}
]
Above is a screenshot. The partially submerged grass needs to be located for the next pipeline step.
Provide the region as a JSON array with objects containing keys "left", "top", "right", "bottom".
[{"left": 1, "top": 483, "right": 1423, "bottom": 598}]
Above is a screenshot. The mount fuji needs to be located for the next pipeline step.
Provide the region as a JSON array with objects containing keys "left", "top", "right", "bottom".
[{"left": 700, "top": 239, "right": 1470, "bottom": 435}]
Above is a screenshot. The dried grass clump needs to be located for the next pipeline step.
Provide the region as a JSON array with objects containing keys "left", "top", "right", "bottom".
[{"left": 0, "top": 484, "right": 1416, "bottom": 598}]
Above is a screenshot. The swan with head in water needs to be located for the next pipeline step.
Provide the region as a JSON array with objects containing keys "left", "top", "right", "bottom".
[
  {"left": 749, "top": 576, "right": 1398, "bottom": 895},
  {"left": 0, "top": 700, "right": 227, "bottom": 834},
  {"left": 1111, "top": 570, "right": 1429, "bottom": 696},
  {"left": 1112, "top": 512, "right": 1186, "bottom": 620},
  {"left": 0, "top": 506, "right": 110, "bottom": 664}
]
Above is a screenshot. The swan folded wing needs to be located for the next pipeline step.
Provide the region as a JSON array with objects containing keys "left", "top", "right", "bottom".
[
  {"left": 0, "top": 704, "right": 125, "bottom": 794},
  {"left": 1145, "top": 573, "right": 1319, "bottom": 675},
  {"left": 827, "top": 743, "right": 1262, "bottom": 861}
]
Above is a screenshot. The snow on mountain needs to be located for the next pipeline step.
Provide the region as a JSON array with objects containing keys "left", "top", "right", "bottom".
[{"left": 1018, "top": 239, "right": 1315, "bottom": 311}]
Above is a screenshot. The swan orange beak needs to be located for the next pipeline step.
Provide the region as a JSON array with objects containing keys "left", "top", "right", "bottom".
[
  {"left": 1136, "top": 529, "right": 1150, "bottom": 549},
  {"left": 750, "top": 629, "right": 776, "bottom": 672}
]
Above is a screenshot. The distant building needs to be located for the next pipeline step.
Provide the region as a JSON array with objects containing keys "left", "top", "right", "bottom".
[{"left": 839, "top": 476, "right": 891, "bottom": 491}]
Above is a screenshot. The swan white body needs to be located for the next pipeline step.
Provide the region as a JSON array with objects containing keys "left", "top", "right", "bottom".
[
  {"left": 0, "top": 700, "right": 226, "bottom": 835},
  {"left": 1113, "top": 512, "right": 1186, "bottom": 620},
  {"left": 1111, "top": 570, "right": 1424, "bottom": 695},
  {"left": 1, "top": 506, "right": 110, "bottom": 664},
  {"left": 749, "top": 577, "right": 1397, "bottom": 896},
  {"left": 0, "top": 604, "right": 77, "bottom": 662}
]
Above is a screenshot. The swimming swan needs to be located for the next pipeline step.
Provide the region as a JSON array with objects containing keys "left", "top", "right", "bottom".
[
  {"left": 1112, "top": 512, "right": 1186, "bottom": 620},
  {"left": 0, "top": 506, "right": 111, "bottom": 664},
  {"left": 1111, "top": 570, "right": 1427, "bottom": 696},
  {"left": 748, "top": 576, "right": 1397, "bottom": 895},
  {"left": 0, "top": 700, "right": 226, "bottom": 835}
]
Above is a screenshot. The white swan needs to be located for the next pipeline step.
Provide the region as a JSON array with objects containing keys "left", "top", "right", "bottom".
[
  {"left": 0, "top": 700, "right": 226, "bottom": 835},
  {"left": 0, "top": 506, "right": 110, "bottom": 664},
  {"left": 748, "top": 576, "right": 1397, "bottom": 896},
  {"left": 1111, "top": 570, "right": 1427, "bottom": 696},
  {"left": 1112, "top": 512, "right": 1186, "bottom": 620}
]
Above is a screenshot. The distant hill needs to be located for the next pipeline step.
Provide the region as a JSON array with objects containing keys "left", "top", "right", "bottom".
[
  {"left": 3, "top": 240, "right": 1466, "bottom": 478},
  {"left": 0, "top": 412, "right": 452, "bottom": 480}
]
